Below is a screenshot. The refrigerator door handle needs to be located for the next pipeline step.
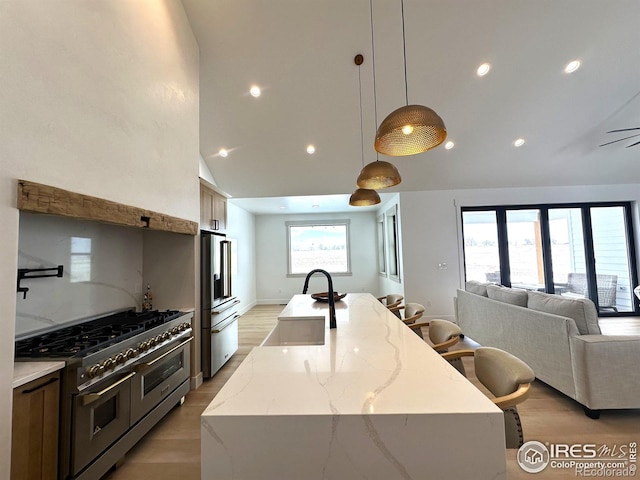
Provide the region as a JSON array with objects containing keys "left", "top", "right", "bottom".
[
  {"left": 212, "top": 315, "right": 240, "bottom": 333},
  {"left": 212, "top": 299, "right": 240, "bottom": 315},
  {"left": 221, "top": 240, "right": 232, "bottom": 298}
]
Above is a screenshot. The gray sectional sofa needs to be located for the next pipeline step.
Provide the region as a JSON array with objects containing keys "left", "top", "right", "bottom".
[{"left": 456, "top": 281, "right": 640, "bottom": 417}]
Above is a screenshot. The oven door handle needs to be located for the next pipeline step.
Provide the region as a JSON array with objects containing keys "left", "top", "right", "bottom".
[
  {"left": 80, "top": 372, "right": 136, "bottom": 406},
  {"left": 133, "top": 336, "right": 193, "bottom": 373}
]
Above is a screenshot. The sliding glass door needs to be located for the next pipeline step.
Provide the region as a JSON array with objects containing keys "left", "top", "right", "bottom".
[
  {"left": 548, "top": 208, "right": 585, "bottom": 293},
  {"left": 590, "top": 206, "right": 635, "bottom": 312},
  {"left": 461, "top": 211, "right": 500, "bottom": 283},
  {"left": 461, "top": 202, "right": 638, "bottom": 315},
  {"left": 506, "top": 209, "right": 544, "bottom": 290}
]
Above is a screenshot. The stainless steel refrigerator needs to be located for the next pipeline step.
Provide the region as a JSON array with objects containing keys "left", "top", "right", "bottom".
[{"left": 201, "top": 231, "right": 240, "bottom": 378}]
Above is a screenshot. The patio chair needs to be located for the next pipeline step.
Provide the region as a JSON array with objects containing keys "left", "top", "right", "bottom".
[
  {"left": 561, "top": 273, "right": 618, "bottom": 312},
  {"left": 485, "top": 271, "right": 501, "bottom": 284}
]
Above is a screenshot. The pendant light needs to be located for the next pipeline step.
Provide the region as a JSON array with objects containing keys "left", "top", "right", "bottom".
[
  {"left": 356, "top": 0, "right": 402, "bottom": 190},
  {"left": 350, "top": 187, "right": 381, "bottom": 206},
  {"left": 350, "top": 54, "right": 381, "bottom": 207},
  {"left": 374, "top": 0, "right": 447, "bottom": 156}
]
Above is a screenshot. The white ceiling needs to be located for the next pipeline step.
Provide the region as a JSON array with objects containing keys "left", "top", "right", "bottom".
[
  {"left": 228, "top": 193, "right": 394, "bottom": 215},
  {"left": 183, "top": 0, "right": 640, "bottom": 214}
]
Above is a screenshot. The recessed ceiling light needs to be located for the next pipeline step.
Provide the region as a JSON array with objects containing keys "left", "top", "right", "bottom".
[
  {"left": 306, "top": 145, "right": 316, "bottom": 154},
  {"left": 476, "top": 63, "right": 491, "bottom": 77},
  {"left": 444, "top": 141, "right": 455, "bottom": 150},
  {"left": 278, "top": 205, "right": 286, "bottom": 209},
  {"left": 514, "top": 138, "right": 525, "bottom": 147},
  {"left": 218, "top": 148, "right": 229, "bottom": 157},
  {"left": 312, "top": 204, "right": 320, "bottom": 208},
  {"left": 564, "top": 60, "right": 581, "bottom": 74},
  {"left": 249, "top": 85, "right": 261, "bottom": 97}
]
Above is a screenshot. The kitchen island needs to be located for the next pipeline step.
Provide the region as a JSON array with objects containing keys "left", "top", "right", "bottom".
[{"left": 201, "top": 293, "right": 506, "bottom": 479}]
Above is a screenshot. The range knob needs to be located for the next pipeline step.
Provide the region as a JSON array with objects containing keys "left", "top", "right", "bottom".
[
  {"left": 87, "top": 364, "right": 104, "bottom": 378},
  {"left": 171, "top": 326, "right": 180, "bottom": 335},
  {"left": 137, "top": 342, "right": 148, "bottom": 352},
  {"left": 161, "top": 332, "right": 170, "bottom": 341},
  {"left": 180, "top": 322, "right": 190, "bottom": 331},
  {"left": 125, "top": 348, "right": 137, "bottom": 359},
  {"left": 155, "top": 334, "right": 163, "bottom": 344},
  {"left": 115, "top": 353, "right": 126, "bottom": 364},
  {"left": 103, "top": 358, "right": 116, "bottom": 370}
]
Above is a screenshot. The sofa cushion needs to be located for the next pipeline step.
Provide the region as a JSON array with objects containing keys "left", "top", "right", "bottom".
[
  {"left": 486, "top": 284, "right": 528, "bottom": 307},
  {"left": 527, "top": 291, "right": 601, "bottom": 335},
  {"left": 465, "top": 280, "right": 488, "bottom": 297}
]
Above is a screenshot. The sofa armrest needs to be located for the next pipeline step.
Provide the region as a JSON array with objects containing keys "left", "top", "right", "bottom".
[{"left": 570, "top": 335, "right": 640, "bottom": 410}]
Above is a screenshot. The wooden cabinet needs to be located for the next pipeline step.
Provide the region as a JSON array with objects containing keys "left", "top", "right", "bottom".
[
  {"left": 200, "top": 185, "right": 227, "bottom": 231},
  {"left": 11, "top": 371, "right": 60, "bottom": 480},
  {"left": 213, "top": 194, "right": 227, "bottom": 231},
  {"left": 200, "top": 187, "right": 214, "bottom": 229}
]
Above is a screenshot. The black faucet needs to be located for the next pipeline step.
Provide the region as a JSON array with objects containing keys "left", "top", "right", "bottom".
[{"left": 302, "top": 269, "right": 337, "bottom": 329}]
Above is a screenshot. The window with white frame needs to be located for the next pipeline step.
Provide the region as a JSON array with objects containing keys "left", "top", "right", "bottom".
[
  {"left": 376, "top": 206, "right": 401, "bottom": 283},
  {"left": 286, "top": 220, "right": 351, "bottom": 275},
  {"left": 385, "top": 205, "right": 401, "bottom": 282},
  {"left": 377, "top": 214, "right": 386, "bottom": 276}
]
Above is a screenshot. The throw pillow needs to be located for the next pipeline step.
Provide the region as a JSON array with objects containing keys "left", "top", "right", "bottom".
[
  {"left": 486, "top": 284, "right": 528, "bottom": 307},
  {"left": 465, "top": 280, "right": 488, "bottom": 297},
  {"left": 527, "top": 291, "right": 601, "bottom": 335}
]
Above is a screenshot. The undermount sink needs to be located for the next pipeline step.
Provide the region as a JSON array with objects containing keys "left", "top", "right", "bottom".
[{"left": 261, "top": 316, "right": 326, "bottom": 346}]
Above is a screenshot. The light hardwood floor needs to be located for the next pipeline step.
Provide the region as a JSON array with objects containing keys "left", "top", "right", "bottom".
[{"left": 103, "top": 305, "right": 640, "bottom": 480}]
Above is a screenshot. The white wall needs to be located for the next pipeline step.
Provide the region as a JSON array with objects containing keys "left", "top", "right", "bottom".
[
  {"left": 0, "top": 1, "right": 199, "bottom": 475},
  {"left": 399, "top": 184, "right": 640, "bottom": 321},
  {"left": 255, "top": 212, "right": 379, "bottom": 303},
  {"left": 17, "top": 213, "right": 144, "bottom": 336},
  {"left": 377, "top": 194, "right": 405, "bottom": 300},
  {"left": 226, "top": 202, "right": 258, "bottom": 313},
  {"left": 199, "top": 155, "right": 218, "bottom": 187}
]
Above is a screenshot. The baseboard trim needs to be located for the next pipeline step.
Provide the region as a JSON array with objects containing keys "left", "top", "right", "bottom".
[
  {"left": 257, "top": 299, "right": 290, "bottom": 305},
  {"left": 238, "top": 300, "right": 257, "bottom": 316}
]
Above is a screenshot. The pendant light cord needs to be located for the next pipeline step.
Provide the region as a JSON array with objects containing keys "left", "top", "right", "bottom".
[
  {"left": 358, "top": 63, "right": 364, "bottom": 168},
  {"left": 401, "top": 0, "right": 408, "bottom": 106},
  {"left": 369, "top": 0, "right": 380, "bottom": 162}
]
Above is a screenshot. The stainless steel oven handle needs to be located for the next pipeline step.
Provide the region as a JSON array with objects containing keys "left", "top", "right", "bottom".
[
  {"left": 80, "top": 372, "right": 136, "bottom": 406},
  {"left": 212, "top": 299, "right": 240, "bottom": 315},
  {"left": 212, "top": 314, "right": 240, "bottom": 333},
  {"left": 133, "top": 336, "right": 193, "bottom": 373}
]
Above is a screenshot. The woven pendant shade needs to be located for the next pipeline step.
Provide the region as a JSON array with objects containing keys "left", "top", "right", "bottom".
[
  {"left": 349, "top": 188, "right": 381, "bottom": 206},
  {"left": 375, "top": 105, "right": 447, "bottom": 156},
  {"left": 356, "top": 160, "right": 402, "bottom": 189}
]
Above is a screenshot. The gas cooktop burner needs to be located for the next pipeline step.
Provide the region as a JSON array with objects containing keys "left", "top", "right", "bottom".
[{"left": 15, "top": 309, "right": 183, "bottom": 358}]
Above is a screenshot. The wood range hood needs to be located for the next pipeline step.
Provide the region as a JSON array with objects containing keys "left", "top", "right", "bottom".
[{"left": 17, "top": 180, "right": 198, "bottom": 235}]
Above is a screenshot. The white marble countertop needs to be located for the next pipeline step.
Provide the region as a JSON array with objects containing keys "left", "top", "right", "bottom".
[
  {"left": 13, "top": 361, "right": 65, "bottom": 389},
  {"left": 203, "top": 293, "right": 501, "bottom": 417},
  {"left": 201, "top": 293, "right": 506, "bottom": 479}
]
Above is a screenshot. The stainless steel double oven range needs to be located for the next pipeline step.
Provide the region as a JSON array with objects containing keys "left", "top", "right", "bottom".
[{"left": 14, "top": 308, "right": 193, "bottom": 480}]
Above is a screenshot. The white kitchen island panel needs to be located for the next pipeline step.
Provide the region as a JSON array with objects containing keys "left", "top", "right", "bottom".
[{"left": 202, "top": 293, "right": 506, "bottom": 479}]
